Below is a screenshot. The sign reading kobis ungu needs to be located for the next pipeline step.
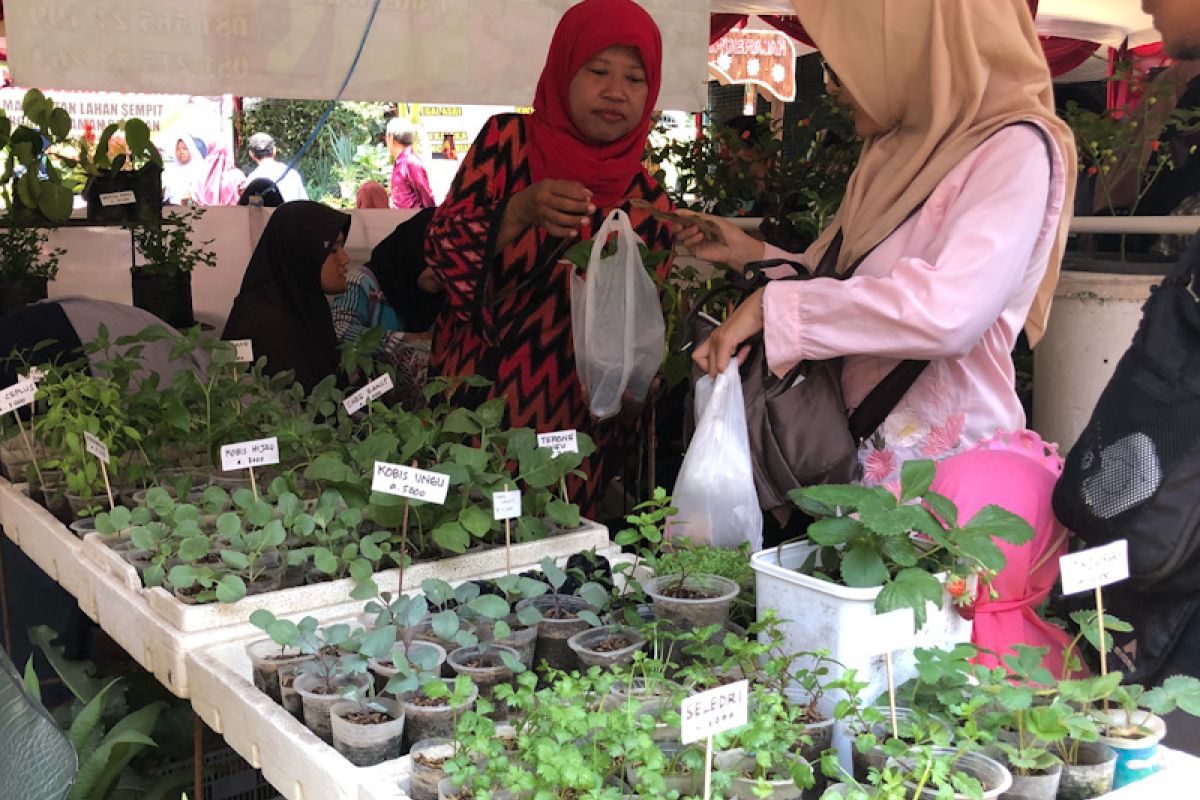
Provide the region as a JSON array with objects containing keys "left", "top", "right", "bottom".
[{"left": 372, "top": 461, "right": 450, "bottom": 505}]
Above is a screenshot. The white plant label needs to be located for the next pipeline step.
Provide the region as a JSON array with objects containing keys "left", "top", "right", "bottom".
[
  {"left": 680, "top": 680, "right": 749, "bottom": 745},
  {"left": 1060, "top": 540, "right": 1130, "bottom": 595},
  {"left": 231, "top": 339, "right": 255, "bottom": 363},
  {"left": 19, "top": 366, "right": 44, "bottom": 385},
  {"left": 493, "top": 490, "right": 522, "bottom": 521},
  {"left": 864, "top": 609, "right": 918, "bottom": 656},
  {"left": 220, "top": 436, "right": 280, "bottom": 471},
  {"left": 343, "top": 373, "right": 394, "bottom": 415},
  {"left": 537, "top": 429, "right": 578, "bottom": 457},
  {"left": 84, "top": 432, "right": 110, "bottom": 464},
  {"left": 0, "top": 380, "right": 37, "bottom": 414},
  {"left": 98, "top": 190, "right": 136, "bottom": 207},
  {"left": 372, "top": 461, "right": 450, "bottom": 505}
]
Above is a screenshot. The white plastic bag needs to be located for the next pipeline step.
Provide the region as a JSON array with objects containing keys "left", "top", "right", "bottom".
[
  {"left": 570, "top": 209, "right": 665, "bottom": 420},
  {"left": 671, "top": 358, "right": 763, "bottom": 550}
]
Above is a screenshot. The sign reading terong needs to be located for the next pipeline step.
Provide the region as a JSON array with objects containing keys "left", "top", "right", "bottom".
[{"left": 708, "top": 28, "right": 797, "bottom": 103}]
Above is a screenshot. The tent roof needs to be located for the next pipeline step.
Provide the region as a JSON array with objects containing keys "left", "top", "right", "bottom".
[{"left": 709, "top": 0, "right": 1159, "bottom": 48}]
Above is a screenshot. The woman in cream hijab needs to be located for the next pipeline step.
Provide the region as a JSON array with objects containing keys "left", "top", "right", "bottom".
[{"left": 681, "top": 0, "right": 1076, "bottom": 669}]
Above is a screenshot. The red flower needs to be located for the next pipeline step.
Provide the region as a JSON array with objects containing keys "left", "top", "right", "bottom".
[
  {"left": 82, "top": 120, "right": 96, "bottom": 144},
  {"left": 1087, "top": 165, "right": 1099, "bottom": 176},
  {"left": 1151, "top": 140, "right": 1162, "bottom": 153},
  {"left": 740, "top": 130, "right": 751, "bottom": 140}
]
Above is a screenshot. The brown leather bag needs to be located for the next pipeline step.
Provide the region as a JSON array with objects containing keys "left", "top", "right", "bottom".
[{"left": 687, "top": 230, "right": 928, "bottom": 513}]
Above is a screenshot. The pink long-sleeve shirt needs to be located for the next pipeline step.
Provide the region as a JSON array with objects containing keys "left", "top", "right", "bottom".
[
  {"left": 761, "top": 124, "right": 1067, "bottom": 484},
  {"left": 390, "top": 147, "right": 436, "bottom": 209}
]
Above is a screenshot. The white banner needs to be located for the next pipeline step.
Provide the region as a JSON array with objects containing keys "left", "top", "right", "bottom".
[{"left": 6, "top": 0, "right": 708, "bottom": 111}]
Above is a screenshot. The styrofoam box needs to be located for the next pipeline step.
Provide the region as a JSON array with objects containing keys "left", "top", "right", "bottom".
[
  {"left": 189, "top": 632, "right": 413, "bottom": 800},
  {"left": 751, "top": 542, "right": 972, "bottom": 765},
  {"left": 0, "top": 478, "right": 98, "bottom": 617}
]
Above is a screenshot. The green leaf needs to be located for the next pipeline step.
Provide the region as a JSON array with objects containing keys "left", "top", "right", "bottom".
[
  {"left": 432, "top": 522, "right": 470, "bottom": 553},
  {"left": 797, "top": 484, "right": 882, "bottom": 511},
  {"left": 28, "top": 627, "right": 105, "bottom": 702},
  {"left": 177, "top": 537, "right": 209, "bottom": 562},
  {"left": 431, "top": 610, "right": 460, "bottom": 640},
  {"left": 448, "top": 444, "right": 488, "bottom": 475},
  {"left": 313, "top": 548, "right": 338, "bottom": 575},
  {"left": 876, "top": 568, "right": 944, "bottom": 630},
  {"left": 216, "top": 512, "right": 242, "bottom": 539},
  {"left": 67, "top": 703, "right": 164, "bottom": 800},
  {"left": 467, "top": 595, "right": 510, "bottom": 620},
  {"left": 38, "top": 183, "right": 75, "bottom": 224},
  {"left": 442, "top": 408, "right": 480, "bottom": 435},
  {"left": 962, "top": 505, "right": 1035, "bottom": 546},
  {"left": 546, "top": 498, "right": 581, "bottom": 529},
  {"left": 578, "top": 581, "right": 610, "bottom": 611},
  {"left": 168, "top": 564, "right": 198, "bottom": 589},
  {"left": 806, "top": 516, "right": 863, "bottom": 547},
  {"left": 358, "top": 625, "right": 398, "bottom": 659},
  {"left": 215, "top": 575, "right": 246, "bottom": 604},
  {"left": 130, "top": 526, "right": 157, "bottom": 551},
  {"left": 459, "top": 505, "right": 492, "bottom": 537},
  {"left": 67, "top": 679, "right": 120, "bottom": 752},
  {"left": 220, "top": 550, "right": 251, "bottom": 570},
  {"left": 899, "top": 459, "right": 936, "bottom": 502},
  {"left": 924, "top": 492, "right": 959, "bottom": 529},
  {"left": 839, "top": 545, "right": 889, "bottom": 588},
  {"left": 516, "top": 604, "right": 543, "bottom": 626},
  {"left": 881, "top": 536, "right": 920, "bottom": 567}
]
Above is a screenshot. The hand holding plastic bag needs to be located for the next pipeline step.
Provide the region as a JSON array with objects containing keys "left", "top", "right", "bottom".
[
  {"left": 570, "top": 209, "right": 665, "bottom": 420},
  {"left": 671, "top": 358, "right": 763, "bottom": 550}
]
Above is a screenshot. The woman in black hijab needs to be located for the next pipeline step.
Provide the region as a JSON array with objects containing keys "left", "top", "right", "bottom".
[{"left": 223, "top": 201, "right": 351, "bottom": 391}]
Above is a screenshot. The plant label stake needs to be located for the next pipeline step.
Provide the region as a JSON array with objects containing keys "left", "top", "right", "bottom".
[
  {"left": 84, "top": 432, "right": 115, "bottom": 510},
  {"left": 537, "top": 429, "right": 578, "bottom": 457},
  {"left": 867, "top": 608, "right": 918, "bottom": 739},
  {"left": 1060, "top": 540, "right": 1130, "bottom": 710},
  {"left": 220, "top": 436, "right": 280, "bottom": 501},
  {"left": 231, "top": 339, "right": 255, "bottom": 363},
  {"left": 374, "top": 460, "right": 448, "bottom": 593},
  {"left": 343, "top": 373, "right": 394, "bottom": 417},
  {"left": 681, "top": 680, "right": 749, "bottom": 800},
  {"left": 493, "top": 485, "right": 521, "bottom": 574},
  {"left": 1, "top": 379, "right": 43, "bottom": 488}
]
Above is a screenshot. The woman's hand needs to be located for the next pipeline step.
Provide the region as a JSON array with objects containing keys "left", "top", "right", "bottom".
[
  {"left": 673, "top": 211, "right": 765, "bottom": 273},
  {"left": 513, "top": 179, "right": 595, "bottom": 238},
  {"left": 693, "top": 288, "right": 765, "bottom": 378}
]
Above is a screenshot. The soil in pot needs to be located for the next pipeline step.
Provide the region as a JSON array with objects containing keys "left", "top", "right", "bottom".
[
  {"left": 714, "top": 750, "right": 802, "bottom": 800},
  {"left": 399, "top": 679, "right": 479, "bottom": 752},
  {"left": 902, "top": 749, "right": 1011, "bottom": 800},
  {"left": 1099, "top": 710, "right": 1167, "bottom": 789},
  {"left": 1057, "top": 741, "right": 1117, "bottom": 800},
  {"left": 278, "top": 664, "right": 305, "bottom": 720},
  {"left": 69, "top": 518, "right": 98, "bottom": 539},
  {"left": 567, "top": 626, "right": 646, "bottom": 668},
  {"left": 447, "top": 645, "right": 519, "bottom": 718},
  {"left": 643, "top": 574, "right": 739, "bottom": 630},
  {"left": 294, "top": 672, "right": 371, "bottom": 744},
  {"left": 330, "top": 697, "right": 406, "bottom": 766},
  {"left": 515, "top": 595, "right": 594, "bottom": 672},
  {"left": 245, "top": 639, "right": 313, "bottom": 703},
  {"left": 410, "top": 738, "right": 456, "bottom": 800}
]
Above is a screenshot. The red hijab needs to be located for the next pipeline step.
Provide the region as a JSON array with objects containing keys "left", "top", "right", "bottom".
[{"left": 525, "top": 0, "right": 662, "bottom": 209}]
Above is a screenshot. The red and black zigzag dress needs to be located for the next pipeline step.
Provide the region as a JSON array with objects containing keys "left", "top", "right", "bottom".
[{"left": 424, "top": 113, "right": 674, "bottom": 518}]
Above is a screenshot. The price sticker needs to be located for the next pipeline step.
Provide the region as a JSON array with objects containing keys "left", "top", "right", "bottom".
[
  {"left": 864, "top": 608, "right": 919, "bottom": 656},
  {"left": 493, "top": 490, "right": 522, "bottom": 521},
  {"left": 537, "top": 429, "right": 579, "bottom": 457},
  {"left": 220, "top": 436, "right": 280, "bottom": 472},
  {"left": 0, "top": 380, "right": 37, "bottom": 414},
  {"left": 84, "top": 432, "right": 110, "bottom": 464},
  {"left": 372, "top": 461, "right": 450, "bottom": 505},
  {"left": 231, "top": 339, "right": 255, "bottom": 363},
  {"left": 98, "top": 190, "right": 137, "bottom": 207},
  {"left": 680, "top": 680, "right": 749, "bottom": 745},
  {"left": 343, "top": 373, "right": 394, "bottom": 415},
  {"left": 1060, "top": 540, "right": 1130, "bottom": 595}
]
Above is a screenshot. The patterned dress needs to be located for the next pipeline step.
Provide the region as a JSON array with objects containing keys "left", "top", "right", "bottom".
[{"left": 425, "top": 114, "right": 673, "bottom": 516}]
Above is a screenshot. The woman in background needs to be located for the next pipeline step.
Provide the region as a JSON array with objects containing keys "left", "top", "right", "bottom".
[{"left": 195, "top": 141, "right": 246, "bottom": 206}]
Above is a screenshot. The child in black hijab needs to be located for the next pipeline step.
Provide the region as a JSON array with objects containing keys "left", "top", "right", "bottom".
[{"left": 223, "top": 201, "right": 351, "bottom": 391}]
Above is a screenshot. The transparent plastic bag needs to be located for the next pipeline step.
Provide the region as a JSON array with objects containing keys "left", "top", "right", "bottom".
[
  {"left": 671, "top": 358, "right": 763, "bottom": 550},
  {"left": 570, "top": 209, "right": 665, "bottom": 420}
]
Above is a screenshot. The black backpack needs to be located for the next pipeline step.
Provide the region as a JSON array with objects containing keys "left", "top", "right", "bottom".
[{"left": 1053, "top": 232, "right": 1200, "bottom": 596}]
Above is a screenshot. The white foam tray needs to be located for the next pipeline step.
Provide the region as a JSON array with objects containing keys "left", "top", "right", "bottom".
[
  {"left": 189, "top": 633, "right": 412, "bottom": 800},
  {"left": 0, "top": 478, "right": 97, "bottom": 617}
]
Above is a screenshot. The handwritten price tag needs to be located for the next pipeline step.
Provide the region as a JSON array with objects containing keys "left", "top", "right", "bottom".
[
  {"left": 19, "top": 367, "right": 45, "bottom": 385},
  {"left": 231, "top": 339, "right": 255, "bottom": 363},
  {"left": 1060, "top": 540, "right": 1130, "bottom": 595},
  {"left": 537, "top": 429, "right": 579, "bottom": 457},
  {"left": 0, "top": 380, "right": 37, "bottom": 414},
  {"left": 98, "top": 190, "right": 136, "bottom": 207},
  {"left": 84, "top": 432, "right": 110, "bottom": 464},
  {"left": 493, "top": 490, "right": 522, "bottom": 521},
  {"left": 343, "top": 373, "right": 395, "bottom": 415},
  {"left": 220, "top": 437, "right": 280, "bottom": 472},
  {"left": 372, "top": 461, "right": 450, "bottom": 505},
  {"left": 864, "top": 609, "right": 919, "bottom": 656},
  {"left": 681, "top": 680, "right": 748, "bottom": 744}
]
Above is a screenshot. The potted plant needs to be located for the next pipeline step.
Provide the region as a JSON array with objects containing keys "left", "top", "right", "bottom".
[
  {"left": 77, "top": 118, "right": 163, "bottom": 224},
  {"left": 513, "top": 556, "right": 601, "bottom": 671},
  {"left": 0, "top": 89, "right": 78, "bottom": 226},
  {"left": 712, "top": 683, "right": 817, "bottom": 800},
  {"left": 128, "top": 209, "right": 216, "bottom": 328},
  {"left": 1098, "top": 675, "right": 1200, "bottom": 789},
  {"left": 0, "top": 224, "right": 66, "bottom": 314},
  {"left": 397, "top": 674, "right": 478, "bottom": 753}
]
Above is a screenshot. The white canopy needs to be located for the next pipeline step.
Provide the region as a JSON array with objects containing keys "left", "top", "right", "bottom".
[{"left": 709, "top": 0, "right": 1160, "bottom": 48}]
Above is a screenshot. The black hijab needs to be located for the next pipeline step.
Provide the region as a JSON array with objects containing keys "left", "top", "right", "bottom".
[
  {"left": 222, "top": 201, "right": 351, "bottom": 391},
  {"left": 366, "top": 208, "right": 445, "bottom": 332}
]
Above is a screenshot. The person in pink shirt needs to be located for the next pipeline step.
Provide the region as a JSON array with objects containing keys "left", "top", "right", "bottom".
[
  {"left": 679, "top": 0, "right": 1078, "bottom": 671},
  {"left": 386, "top": 118, "right": 436, "bottom": 209}
]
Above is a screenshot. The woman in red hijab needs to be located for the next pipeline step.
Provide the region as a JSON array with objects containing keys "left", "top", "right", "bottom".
[{"left": 425, "top": 0, "right": 673, "bottom": 518}]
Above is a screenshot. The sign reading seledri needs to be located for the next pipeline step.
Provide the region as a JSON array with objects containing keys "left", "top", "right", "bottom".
[
  {"left": 372, "top": 461, "right": 450, "bottom": 505},
  {"left": 680, "top": 680, "right": 748, "bottom": 744},
  {"left": 537, "top": 429, "right": 579, "bottom": 457},
  {"left": 1060, "top": 540, "right": 1130, "bottom": 595},
  {"left": 220, "top": 436, "right": 280, "bottom": 471}
]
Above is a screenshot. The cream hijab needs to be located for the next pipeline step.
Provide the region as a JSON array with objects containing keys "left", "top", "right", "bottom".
[{"left": 792, "top": 0, "right": 1076, "bottom": 346}]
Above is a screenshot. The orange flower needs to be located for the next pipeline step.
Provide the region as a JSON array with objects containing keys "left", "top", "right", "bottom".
[
  {"left": 1151, "top": 140, "right": 1162, "bottom": 152},
  {"left": 1087, "top": 165, "right": 1099, "bottom": 176}
]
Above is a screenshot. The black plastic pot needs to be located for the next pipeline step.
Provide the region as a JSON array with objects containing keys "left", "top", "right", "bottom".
[
  {"left": 131, "top": 269, "right": 194, "bottom": 328},
  {"left": 0, "top": 277, "right": 49, "bottom": 316},
  {"left": 85, "top": 163, "right": 162, "bottom": 224}
]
